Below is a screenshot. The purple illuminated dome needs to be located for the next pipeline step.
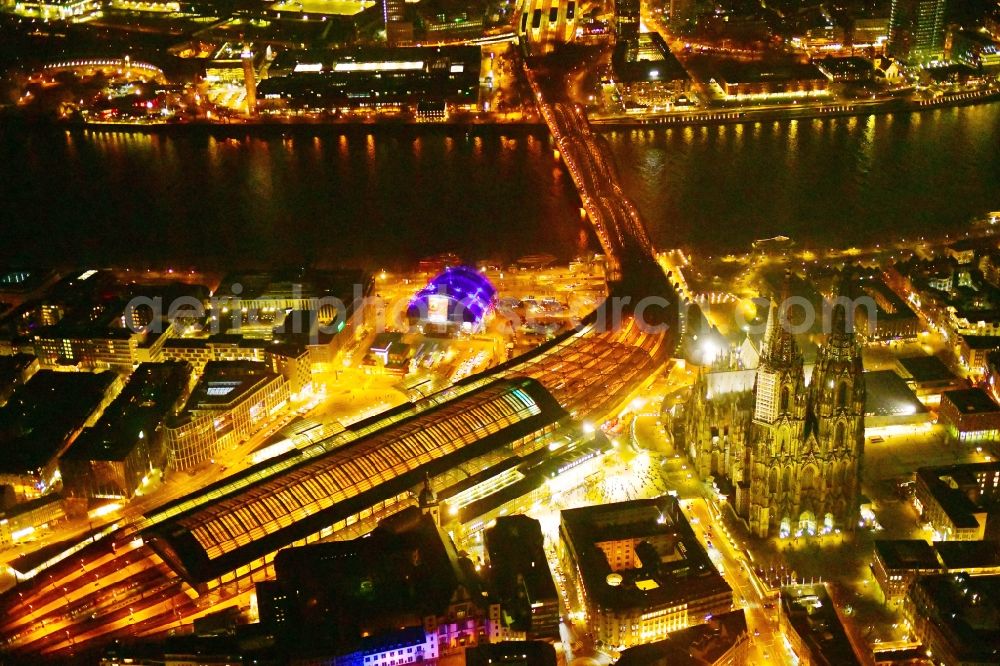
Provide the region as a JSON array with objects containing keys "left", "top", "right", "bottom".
[{"left": 408, "top": 266, "right": 497, "bottom": 331}]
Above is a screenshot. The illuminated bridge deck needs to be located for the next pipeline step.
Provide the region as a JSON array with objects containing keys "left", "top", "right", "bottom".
[{"left": 143, "top": 376, "right": 568, "bottom": 584}]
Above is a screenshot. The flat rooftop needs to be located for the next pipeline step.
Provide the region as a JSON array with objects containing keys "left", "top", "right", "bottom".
[
  {"left": 781, "top": 584, "right": 862, "bottom": 666},
  {"left": 269, "top": 0, "right": 376, "bottom": 16},
  {"left": 874, "top": 539, "right": 1000, "bottom": 573},
  {"left": 0, "top": 354, "right": 35, "bottom": 380},
  {"left": 708, "top": 59, "right": 828, "bottom": 84},
  {"left": 270, "top": 510, "right": 482, "bottom": 654},
  {"left": 959, "top": 334, "right": 1000, "bottom": 351},
  {"left": 864, "top": 370, "right": 927, "bottom": 418},
  {"left": 897, "top": 355, "right": 956, "bottom": 384},
  {"left": 612, "top": 32, "right": 689, "bottom": 83},
  {"left": 0, "top": 370, "right": 118, "bottom": 474},
  {"left": 561, "top": 497, "right": 730, "bottom": 613},
  {"left": 184, "top": 361, "right": 280, "bottom": 411},
  {"left": 485, "top": 515, "right": 558, "bottom": 632},
  {"left": 941, "top": 388, "right": 1000, "bottom": 415},
  {"left": 934, "top": 540, "right": 1000, "bottom": 570},
  {"left": 616, "top": 609, "right": 747, "bottom": 666},
  {"left": 873, "top": 539, "right": 939, "bottom": 571},
  {"left": 63, "top": 362, "right": 191, "bottom": 462},
  {"left": 916, "top": 462, "right": 1000, "bottom": 529},
  {"left": 911, "top": 574, "right": 1000, "bottom": 662}
]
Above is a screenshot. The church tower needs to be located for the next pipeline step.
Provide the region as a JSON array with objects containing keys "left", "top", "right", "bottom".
[
  {"left": 805, "top": 298, "right": 865, "bottom": 534},
  {"left": 746, "top": 284, "right": 809, "bottom": 538}
]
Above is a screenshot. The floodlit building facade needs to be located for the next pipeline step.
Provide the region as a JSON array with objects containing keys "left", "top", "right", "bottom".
[
  {"left": 686, "top": 294, "right": 866, "bottom": 538},
  {"left": 559, "top": 498, "right": 732, "bottom": 649},
  {"left": 164, "top": 361, "right": 289, "bottom": 470},
  {"left": 887, "top": 0, "right": 947, "bottom": 64}
]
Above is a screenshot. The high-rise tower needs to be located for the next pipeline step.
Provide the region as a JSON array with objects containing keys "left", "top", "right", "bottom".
[
  {"left": 615, "top": 0, "right": 641, "bottom": 57},
  {"left": 887, "top": 0, "right": 947, "bottom": 64}
]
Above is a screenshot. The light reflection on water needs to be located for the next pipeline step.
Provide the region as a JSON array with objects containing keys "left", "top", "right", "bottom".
[
  {"left": 0, "top": 127, "right": 586, "bottom": 269},
  {"left": 603, "top": 103, "right": 1000, "bottom": 251}
]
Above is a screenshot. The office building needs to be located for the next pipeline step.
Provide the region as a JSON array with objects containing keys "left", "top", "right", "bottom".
[
  {"left": 615, "top": 0, "right": 640, "bottom": 53},
  {"left": 466, "top": 641, "right": 558, "bottom": 666},
  {"left": 33, "top": 328, "right": 143, "bottom": 371},
  {"left": 559, "top": 497, "right": 732, "bottom": 650},
  {"left": 780, "top": 584, "right": 863, "bottom": 665},
  {"left": 259, "top": 47, "right": 481, "bottom": 112},
  {"left": 938, "top": 388, "right": 1000, "bottom": 443},
  {"left": 382, "top": 0, "right": 413, "bottom": 46},
  {"left": 887, "top": 0, "right": 947, "bottom": 64},
  {"left": 948, "top": 29, "right": 1000, "bottom": 71},
  {"left": 160, "top": 336, "right": 311, "bottom": 396},
  {"left": 0, "top": 354, "right": 38, "bottom": 407},
  {"left": 615, "top": 610, "right": 749, "bottom": 666},
  {"left": 957, "top": 335, "right": 1000, "bottom": 376},
  {"left": 873, "top": 539, "right": 1000, "bottom": 606},
  {"left": 704, "top": 61, "right": 830, "bottom": 102},
  {"left": 0, "top": 370, "right": 120, "bottom": 498},
  {"left": 163, "top": 361, "right": 289, "bottom": 470},
  {"left": 60, "top": 362, "right": 192, "bottom": 500},
  {"left": 854, "top": 278, "right": 922, "bottom": 342},
  {"left": 9, "top": 0, "right": 99, "bottom": 19},
  {"left": 0, "top": 494, "right": 65, "bottom": 547},
  {"left": 611, "top": 32, "right": 691, "bottom": 112},
  {"left": 904, "top": 574, "right": 1000, "bottom": 665},
  {"left": 851, "top": 15, "right": 891, "bottom": 49},
  {"left": 484, "top": 516, "right": 560, "bottom": 640},
  {"left": 914, "top": 461, "right": 1000, "bottom": 541}
]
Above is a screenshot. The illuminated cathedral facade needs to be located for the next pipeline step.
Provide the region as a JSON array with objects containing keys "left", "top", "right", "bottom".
[{"left": 685, "top": 298, "right": 865, "bottom": 538}]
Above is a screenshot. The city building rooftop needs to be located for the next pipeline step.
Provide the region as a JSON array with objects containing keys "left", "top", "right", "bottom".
[
  {"left": 916, "top": 462, "right": 1000, "bottom": 530},
  {"left": 873, "top": 539, "right": 939, "bottom": 571},
  {"left": 560, "top": 497, "right": 730, "bottom": 613},
  {"left": 264, "top": 508, "right": 485, "bottom": 654},
  {"left": 934, "top": 540, "right": 1000, "bottom": 570},
  {"left": 863, "top": 370, "right": 927, "bottom": 418},
  {"left": 612, "top": 32, "right": 689, "bottom": 83},
  {"left": 941, "top": 388, "right": 1000, "bottom": 415},
  {"left": 812, "top": 56, "right": 874, "bottom": 78},
  {"left": 484, "top": 515, "right": 558, "bottom": 635},
  {"left": 0, "top": 492, "right": 62, "bottom": 522},
  {"left": 466, "top": 641, "right": 557, "bottom": 666},
  {"left": 0, "top": 370, "right": 118, "bottom": 475},
  {"left": 214, "top": 268, "right": 363, "bottom": 304},
  {"left": 897, "top": 355, "right": 956, "bottom": 384},
  {"left": 62, "top": 361, "right": 191, "bottom": 462},
  {"left": 616, "top": 609, "right": 747, "bottom": 666},
  {"left": 707, "top": 59, "right": 828, "bottom": 85},
  {"left": 911, "top": 573, "right": 1000, "bottom": 662},
  {"left": 781, "top": 584, "right": 862, "bottom": 665},
  {"left": 183, "top": 361, "right": 281, "bottom": 411}
]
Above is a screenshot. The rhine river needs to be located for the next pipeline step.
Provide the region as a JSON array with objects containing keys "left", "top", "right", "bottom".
[{"left": 2, "top": 103, "right": 999, "bottom": 269}]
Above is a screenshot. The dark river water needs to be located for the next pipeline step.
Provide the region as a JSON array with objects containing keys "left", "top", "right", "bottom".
[
  {"left": 604, "top": 103, "right": 1000, "bottom": 253},
  {"left": 2, "top": 103, "right": 999, "bottom": 271}
]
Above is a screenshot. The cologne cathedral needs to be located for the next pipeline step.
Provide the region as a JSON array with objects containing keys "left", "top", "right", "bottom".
[{"left": 684, "top": 296, "right": 865, "bottom": 538}]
